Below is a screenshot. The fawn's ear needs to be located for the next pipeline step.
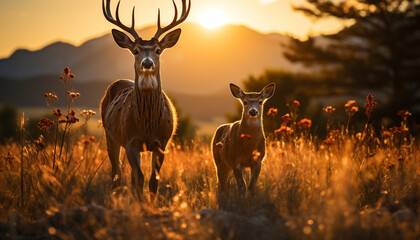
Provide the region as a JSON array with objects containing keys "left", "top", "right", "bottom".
[
  {"left": 260, "top": 83, "right": 275, "bottom": 99},
  {"left": 159, "top": 29, "right": 182, "bottom": 49},
  {"left": 112, "top": 29, "right": 134, "bottom": 49},
  {"left": 230, "top": 83, "right": 244, "bottom": 98}
]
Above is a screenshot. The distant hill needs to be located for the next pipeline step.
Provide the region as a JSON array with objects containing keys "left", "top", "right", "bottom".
[
  {"left": 0, "top": 23, "right": 298, "bottom": 131},
  {"left": 0, "top": 23, "right": 296, "bottom": 95}
]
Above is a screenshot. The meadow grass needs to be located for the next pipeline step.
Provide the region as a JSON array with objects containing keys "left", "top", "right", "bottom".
[{"left": 0, "top": 69, "right": 418, "bottom": 239}]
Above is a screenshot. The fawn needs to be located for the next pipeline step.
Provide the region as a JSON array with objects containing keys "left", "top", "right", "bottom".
[{"left": 211, "top": 83, "right": 275, "bottom": 195}]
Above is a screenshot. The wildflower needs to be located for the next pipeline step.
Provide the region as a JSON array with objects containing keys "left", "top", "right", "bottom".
[
  {"left": 63, "top": 67, "right": 70, "bottom": 75},
  {"left": 297, "top": 118, "right": 312, "bottom": 129},
  {"left": 322, "top": 138, "right": 335, "bottom": 146},
  {"left": 44, "top": 92, "right": 58, "bottom": 101},
  {"left": 322, "top": 106, "right": 336, "bottom": 114},
  {"left": 274, "top": 126, "right": 294, "bottom": 135},
  {"left": 252, "top": 150, "right": 261, "bottom": 160},
  {"left": 60, "top": 67, "right": 75, "bottom": 84},
  {"left": 363, "top": 93, "right": 378, "bottom": 118},
  {"left": 329, "top": 129, "right": 340, "bottom": 137},
  {"left": 81, "top": 110, "right": 97, "bottom": 122},
  {"left": 293, "top": 100, "right": 300, "bottom": 107},
  {"left": 2, "top": 151, "right": 14, "bottom": 165},
  {"left": 53, "top": 108, "right": 63, "bottom": 119},
  {"left": 267, "top": 108, "right": 278, "bottom": 118},
  {"left": 390, "top": 126, "right": 408, "bottom": 135},
  {"left": 382, "top": 130, "right": 392, "bottom": 138},
  {"left": 240, "top": 134, "right": 252, "bottom": 139},
  {"left": 38, "top": 118, "right": 54, "bottom": 132},
  {"left": 82, "top": 136, "right": 97, "bottom": 146},
  {"left": 344, "top": 100, "right": 356, "bottom": 109},
  {"left": 60, "top": 109, "right": 79, "bottom": 124},
  {"left": 281, "top": 114, "right": 291, "bottom": 126},
  {"left": 34, "top": 135, "right": 46, "bottom": 152},
  {"left": 397, "top": 110, "right": 411, "bottom": 119},
  {"left": 67, "top": 91, "right": 80, "bottom": 99}
]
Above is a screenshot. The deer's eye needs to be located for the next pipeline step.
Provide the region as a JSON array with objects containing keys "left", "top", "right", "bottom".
[
  {"left": 133, "top": 50, "right": 139, "bottom": 55},
  {"left": 156, "top": 49, "right": 162, "bottom": 55},
  {"left": 243, "top": 101, "right": 248, "bottom": 106},
  {"left": 259, "top": 100, "right": 263, "bottom": 105}
]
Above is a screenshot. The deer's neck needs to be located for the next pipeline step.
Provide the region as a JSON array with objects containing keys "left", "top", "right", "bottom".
[
  {"left": 132, "top": 72, "right": 164, "bottom": 131},
  {"left": 239, "top": 114, "right": 263, "bottom": 136}
]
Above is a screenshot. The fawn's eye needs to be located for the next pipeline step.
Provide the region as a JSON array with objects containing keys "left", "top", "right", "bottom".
[
  {"left": 133, "top": 50, "right": 139, "bottom": 55},
  {"left": 156, "top": 49, "right": 162, "bottom": 55},
  {"left": 243, "top": 101, "right": 248, "bottom": 106},
  {"left": 259, "top": 100, "right": 263, "bottom": 105}
]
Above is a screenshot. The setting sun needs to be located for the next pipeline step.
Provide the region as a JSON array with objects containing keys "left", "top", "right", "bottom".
[{"left": 200, "top": 9, "right": 226, "bottom": 29}]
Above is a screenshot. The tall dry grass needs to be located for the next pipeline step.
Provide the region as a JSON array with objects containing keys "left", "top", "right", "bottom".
[{"left": 0, "top": 68, "right": 418, "bottom": 239}]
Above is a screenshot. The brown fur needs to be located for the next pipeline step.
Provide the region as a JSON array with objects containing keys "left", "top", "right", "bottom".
[{"left": 211, "top": 83, "right": 275, "bottom": 195}]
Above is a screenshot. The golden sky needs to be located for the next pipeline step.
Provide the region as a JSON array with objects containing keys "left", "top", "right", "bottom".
[{"left": 0, "top": 0, "right": 345, "bottom": 59}]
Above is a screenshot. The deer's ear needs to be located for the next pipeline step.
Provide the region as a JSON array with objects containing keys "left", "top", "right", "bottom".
[
  {"left": 112, "top": 29, "right": 133, "bottom": 49},
  {"left": 260, "top": 83, "right": 275, "bottom": 99},
  {"left": 230, "top": 83, "right": 244, "bottom": 98},
  {"left": 159, "top": 29, "right": 181, "bottom": 49}
]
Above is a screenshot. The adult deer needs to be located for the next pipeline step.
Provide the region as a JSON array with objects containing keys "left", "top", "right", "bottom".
[
  {"left": 212, "top": 83, "right": 275, "bottom": 196},
  {"left": 100, "top": 0, "right": 190, "bottom": 198}
]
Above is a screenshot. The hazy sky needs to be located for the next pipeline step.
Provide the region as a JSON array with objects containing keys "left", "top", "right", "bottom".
[{"left": 0, "top": 0, "right": 345, "bottom": 59}]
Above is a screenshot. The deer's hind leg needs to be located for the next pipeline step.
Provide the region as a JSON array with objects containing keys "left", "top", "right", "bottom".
[{"left": 106, "top": 135, "right": 122, "bottom": 189}]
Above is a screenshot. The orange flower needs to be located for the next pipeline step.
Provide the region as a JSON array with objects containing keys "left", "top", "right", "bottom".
[
  {"left": 397, "top": 110, "right": 411, "bottom": 119},
  {"left": 322, "top": 106, "right": 336, "bottom": 114},
  {"left": 344, "top": 100, "right": 356, "bottom": 109},
  {"left": 293, "top": 100, "right": 300, "bottom": 107},
  {"left": 281, "top": 113, "right": 291, "bottom": 126},
  {"left": 322, "top": 138, "right": 335, "bottom": 146},
  {"left": 275, "top": 126, "right": 294, "bottom": 135},
  {"left": 390, "top": 126, "right": 408, "bottom": 135},
  {"left": 297, "top": 118, "right": 312, "bottom": 129},
  {"left": 267, "top": 108, "right": 278, "bottom": 117}
]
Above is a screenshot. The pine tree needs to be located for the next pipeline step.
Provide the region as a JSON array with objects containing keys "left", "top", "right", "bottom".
[{"left": 285, "top": 0, "right": 420, "bottom": 113}]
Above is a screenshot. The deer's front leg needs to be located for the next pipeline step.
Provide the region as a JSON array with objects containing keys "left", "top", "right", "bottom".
[
  {"left": 126, "top": 145, "right": 144, "bottom": 198},
  {"left": 248, "top": 161, "right": 261, "bottom": 192},
  {"left": 149, "top": 151, "right": 165, "bottom": 197},
  {"left": 233, "top": 163, "right": 246, "bottom": 195}
]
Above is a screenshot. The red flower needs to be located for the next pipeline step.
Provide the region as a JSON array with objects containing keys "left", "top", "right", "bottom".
[
  {"left": 363, "top": 93, "right": 378, "bottom": 118},
  {"left": 37, "top": 118, "right": 54, "bottom": 132}
]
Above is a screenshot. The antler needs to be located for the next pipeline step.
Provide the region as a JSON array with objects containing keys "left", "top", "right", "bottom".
[
  {"left": 153, "top": 0, "right": 191, "bottom": 40},
  {"left": 102, "top": 0, "right": 140, "bottom": 40}
]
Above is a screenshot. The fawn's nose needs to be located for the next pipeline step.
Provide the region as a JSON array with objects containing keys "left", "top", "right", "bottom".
[
  {"left": 249, "top": 109, "right": 258, "bottom": 117},
  {"left": 141, "top": 58, "right": 154, "bottom": 70}
]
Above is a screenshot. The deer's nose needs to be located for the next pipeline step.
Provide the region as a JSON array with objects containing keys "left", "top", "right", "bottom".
[
  {"left": 249, "top": 109, "right": 258, "bottom": 117},
  {"left": 141, "top": 58, "right": 154, "bottom": 70}
]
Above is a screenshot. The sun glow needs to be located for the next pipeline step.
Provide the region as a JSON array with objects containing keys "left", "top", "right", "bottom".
[{"left": 200, "top": 9, "right": 226, "bottom": 29}]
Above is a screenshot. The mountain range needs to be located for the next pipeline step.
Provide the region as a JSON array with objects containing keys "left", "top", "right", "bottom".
[{"left": 0, "top": 23, "right": 297, "bottom": 130}]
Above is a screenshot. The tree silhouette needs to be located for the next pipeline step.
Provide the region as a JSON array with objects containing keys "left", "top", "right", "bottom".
[{"left": 285, "top": 0, "right": 420, "bottom": 115}]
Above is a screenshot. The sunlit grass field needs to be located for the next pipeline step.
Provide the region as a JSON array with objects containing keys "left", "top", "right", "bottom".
[{"left": 0, "top": 69, "right": 418, "bottom": 239}]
